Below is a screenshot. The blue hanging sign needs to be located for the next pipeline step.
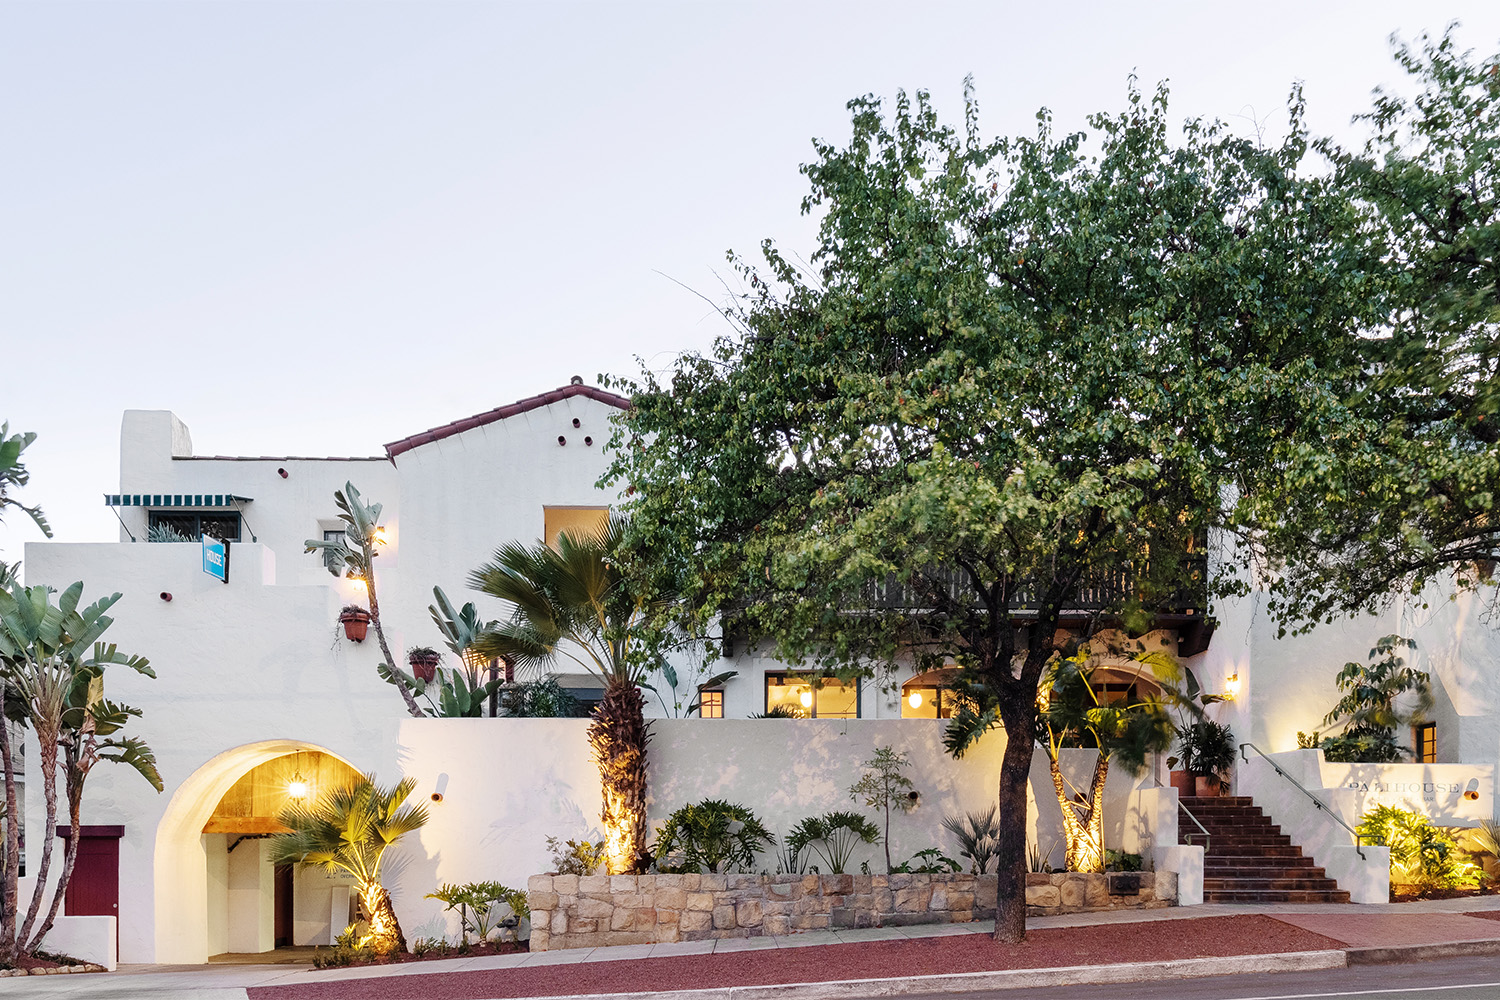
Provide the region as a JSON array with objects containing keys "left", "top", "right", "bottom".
[{"left": 202, "top": 534, "right": 230, "bottom": 584}]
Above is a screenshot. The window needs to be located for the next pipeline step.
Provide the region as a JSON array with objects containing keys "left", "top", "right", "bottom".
[
  {"left": 322, "top": 529, "right": 347, "bottom": 573},
  {"left": 1413, "top": 722, "right": 1437, "bottom": 763},
  {"left": 544, "top": 507, "right": 610, "bottom": 549},
  {"left": 148, "top": 510, "right": 241, "bottom": 542},
  {"left": 698, "top": 689, "right": 724, "bottom": 719},
  {"left": 902, "top": 668, "right": 961, "bottom": 719},
  {"left": 764, "top": 673, "right": 859, "bottom": 719}
]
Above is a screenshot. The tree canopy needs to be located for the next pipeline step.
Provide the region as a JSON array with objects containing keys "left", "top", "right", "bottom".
[{"left": 608, "top": 76, "right": 1381, "bottom": 938}]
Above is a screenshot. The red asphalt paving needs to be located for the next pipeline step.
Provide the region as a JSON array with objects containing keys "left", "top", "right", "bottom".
[
  {"left": 1270, "top": 911, "right": 1500, "bottom": 947},
  {"left": 248, "top": 915, "right": 1344, "bottom": 1000}
]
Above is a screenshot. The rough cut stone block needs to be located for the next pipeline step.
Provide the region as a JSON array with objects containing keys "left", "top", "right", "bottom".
[
  {"left": 852, "top": 875, "right": 873, "bottom": 894},
  {"left": 769, "top": 882, "right": 793, "bottom": 898},
  {"left": 616, "top": 893, "right": 650, "bottom": 909},
  {"left": 948, "top": 890, "right": 974, "bottom": 910},
  {"left": 551, "top": 910, "right": 569, "bottom": 934},
  {"left": 888, "top": 873, "right": 913, "bottom": 890},
  {"left": 1025, "top": 873, "right": 1051, "bottom": 887},
  {"left": 764, "top": 913, "right": 791, "bottom": 936},
  {"left": 529, "top": 926, "right": 550, "bottom": 951},
  {"left": 657, "top": 925, "right": 681, "bottom": 943},
  {"left": 572, "top": 918, "right": 598, "bottom": 934},
  {"left": 830, "top": 906, "right": 854, "bottom": 929},
  {"left": 736, "top": 899, "right": 764, "bottom": 927},
  {"left": 1059, "top": 878, "right": 1084, "bottom": 908},
  {"left": 929, "top": 889, "right": 950, "bottom": 911},
  {"left": 893, "top": 886, "right": 931, "bottom": 912},
  {"left": 679, "top": 874, "right": 701, "bottom": 890},
  {"left": 685, "top": 892, "right": 715, "bottom": 911},
  {"left": 801, "top": 874, "right": 820, "bottom": 893},
  {"left": 975, "top": 879, "right": 997, "bottom": 908},
  {"left": 656, "top": 888, "right": 688, "bottom": 909},
  {"left": 701, "top": 874, "right": 729, "bottom": 891},
  {"left": 531, "top": 891, "right": 559, "bottom": 910},
  {"left": 551, "top": 874, "right": 579, "bottom": 895},
  {"left": 1155, "top": 871, "right": 1178, "bottom": 902},
  {"left": 1085, "top": 876, "right": 1110, "bottom": 908},
  {"left": 680, "top": 910, "right": 712, "bottom": 932},
  {"left": 1025, "top": 884, "right": 1061, "bottom": 907},
  {"left": 729, "top": 874, "right": 760, "bottom": 889},
  {"left": 636, "top": 875, "right": 657, "bottom": 891},
  {"left": 793, "top": 911, "right": 830, "bottom": 930},
  {"left": 712, "top": 904, "right": 737, "bottom": 929},
  {"left": 823, "top": 874, "right": 854, "bottom": 895},
  {"left": 575, "top": 897, "right": 615, "bottom": 919},
  {"left": 529, "top": 875, "right": 554, "bottom": 894},
  {"left": 611, "top": 875, "right": 637, "bottom": 893},
  {"left": 658, "top": 909, "right": 680, "bottom": 924},
  {"left": 578, "top": 875, "right": 610, "bottom": 894}
]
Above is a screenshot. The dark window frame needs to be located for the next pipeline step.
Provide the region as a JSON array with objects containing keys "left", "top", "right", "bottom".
[
  {"left": 763, "top": 671, "right": 861, "bottom": 719},
  {"left": 1413, "top": 722, "right": 1437, "bottom": 763},
  {"left": 698, "top": 689, "right": 724, "bottom": 719},
  {"left": 148, "top": 510, "right": 241, "bottom": 542}
]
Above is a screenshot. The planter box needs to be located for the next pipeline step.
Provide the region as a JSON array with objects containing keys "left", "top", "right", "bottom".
[{"left": 526, "top": 870, "right": 1177, "bottom": 951}]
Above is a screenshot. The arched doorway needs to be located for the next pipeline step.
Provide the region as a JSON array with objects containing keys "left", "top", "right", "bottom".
[{"left": 152, "top": 740, "right": 361, "bottom": 964}]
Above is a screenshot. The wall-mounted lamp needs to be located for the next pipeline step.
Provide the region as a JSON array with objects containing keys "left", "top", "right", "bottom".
[
  {"left": 1465, "top": 778, "right": 1480, "bottom": 801},
  {"left": 908, "top": 691, "right": 923, "bottom": 710},
  {"left": 1225, "top": 673, "right": 1241, "bottom": 699},
  {"left": 373, "top": 527, "right": 389, "bottom": 546}
]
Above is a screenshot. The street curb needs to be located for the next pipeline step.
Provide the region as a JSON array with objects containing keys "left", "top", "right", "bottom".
[
  {"left": 1346, "top": 939, "right": 1500, "bottom": 965},
  {"left": 503, "top": 949, "right": 1349, "bottom": 1000}
]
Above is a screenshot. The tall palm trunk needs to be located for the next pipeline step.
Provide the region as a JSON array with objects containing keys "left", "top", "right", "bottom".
[
  {"left": 589, "top": 679, "right": 650, "bottom": 875},
  {"left": 0, "top": 697, "right": 19, "bottom": 965},
  {"left": 360, "top": 881, "right": 406, "bottom": 956}
]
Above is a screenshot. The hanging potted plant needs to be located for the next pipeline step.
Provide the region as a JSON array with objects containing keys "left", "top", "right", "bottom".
[
  {"left": 1180, "top": 720, "right": 1236, "bottom": 797},
  {"left": 339, "top": 604, "right": 372, "bottom": 642},
  {"left": 407, "top": 646, "right": 441, "bottom": 683}
]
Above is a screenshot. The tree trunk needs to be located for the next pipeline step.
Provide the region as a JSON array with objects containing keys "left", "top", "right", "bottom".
[
  {"left": 1049, "top": 750, "right": 1109, "bottom": 873},
  {"left": 0, "top": 697, "right": 19, "bottom": 964},
  {"left": 589, "top": 679, "right": 651, "bottom": 875},
  {"left": 992, "top": 706, "right": 1034, "bottom": 944},
  {"left": 360, "top": 880, "right": 407, "bottom": 956},
  {"left": 17, "top": 725, "right": 60, "bottom": 951},
  {"left": 28, "top": 740, "right": 86, "bottom": 954},
  {"left": 366, "top": 580, "right": 423, "bottom": 719}
]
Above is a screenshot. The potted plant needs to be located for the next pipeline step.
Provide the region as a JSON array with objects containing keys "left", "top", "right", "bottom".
[
  {"left": 339, "top": 604, "right": 371, "bottom": 642},
  {"left": 1164, "top": 668, "right": 1227, "bottom": 794},
  {"left": 407, "top": 646, "right": 441, "bottom": 683},
  {"left": 1179, "top": 720, "right": 1236, "bottom": 796}
]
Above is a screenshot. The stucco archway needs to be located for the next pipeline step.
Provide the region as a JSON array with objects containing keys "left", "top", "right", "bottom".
[{"left": 152, "top": 739, "right": 358, "bottom": 964}]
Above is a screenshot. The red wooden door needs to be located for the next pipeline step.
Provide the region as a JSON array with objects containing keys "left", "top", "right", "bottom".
[
  {"left": 58, "top": 826, "right": 122, "bottom": 951},
  {"left": 274, "top": 864, "right": 293, "bottom": 947}
]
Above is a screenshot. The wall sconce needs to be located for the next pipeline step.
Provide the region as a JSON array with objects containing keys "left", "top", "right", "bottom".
[
  {"left": 373, "top": 527, "right": 389, "bottom": 546},
  {"left": 1465, "top": 779, "right": 1480, "bottom": 801},
  {"left": 908, "top": 691, "right": 923, "bottom": 710},
  {"left": 1225, "top": 673, "right": 1241, "bottom": 699}
]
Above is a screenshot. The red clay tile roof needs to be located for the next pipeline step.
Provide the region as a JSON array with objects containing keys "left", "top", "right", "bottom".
[{"left": 383, "top": 382, "right": 632, "bottom": 460}]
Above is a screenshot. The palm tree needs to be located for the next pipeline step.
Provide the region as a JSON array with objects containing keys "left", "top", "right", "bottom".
[
  {"left": 269, "top": 775, "right": 428, "bottom": 956},
  {"left": 470, "top": 515, "right": 662, "bottom": 875},
  {"left": 0, "top": 424, "right": 51, "bottom": 540}
]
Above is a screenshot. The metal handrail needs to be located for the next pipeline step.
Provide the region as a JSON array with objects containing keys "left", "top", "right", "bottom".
[
  {"left": 1177, "top": 800, "right": 1211, "bottom": 854},
  {"left": 1240, "top": 742, "right": 1365, "bottom": 860}
]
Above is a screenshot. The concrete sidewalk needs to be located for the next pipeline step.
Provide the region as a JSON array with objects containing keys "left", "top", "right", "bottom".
[{"left": 7, "top": 896, "right": 1500, "bottom": 999}]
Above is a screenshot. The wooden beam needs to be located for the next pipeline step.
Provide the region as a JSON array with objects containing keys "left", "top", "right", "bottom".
[{"left": 202, "top": 817, "right": 293, "bottom": 835}]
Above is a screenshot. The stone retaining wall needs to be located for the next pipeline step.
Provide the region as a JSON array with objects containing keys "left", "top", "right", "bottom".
[{"left": 526, "top": 871, "right": 1177, "bottom": 951}]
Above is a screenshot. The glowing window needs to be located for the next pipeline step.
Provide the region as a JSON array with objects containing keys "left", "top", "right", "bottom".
[
  {"left": 764, "top": 673, "right": 859, "bottom": 719},
  {"left": 544, "top": 507, "right": 609, "bottom": 549},
  {"left": 699, "top": 690, "right": 724, "bottom": 719},
  {"left": 1413, "top": 722, "right": 1437, "bottom": 763}
]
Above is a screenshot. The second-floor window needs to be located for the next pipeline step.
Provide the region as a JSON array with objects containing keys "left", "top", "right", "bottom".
[
  {"left": 764, "top": 673, "right": 860, "bottom": 719},
  {"left": 148, "top": 511, "right": 241, "bottom": 542}
]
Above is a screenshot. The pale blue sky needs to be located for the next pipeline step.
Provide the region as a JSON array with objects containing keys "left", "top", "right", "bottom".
[{"left": 4, "top": 0, "right": 1500, "bottom": 558}]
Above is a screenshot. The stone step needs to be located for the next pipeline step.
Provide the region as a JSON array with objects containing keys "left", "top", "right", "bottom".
[
  {"left": 1203, "top": 844, "right": 1306, "bottom": 858},
  {"left": 1203, "top": 888, "right": 1351, "bottom": 904},
  {"left": 1199, "top": 834, "right": 1294, "bottom": 847},
  {"left": 1204, "top": 861, "right": 1322, "bottom": 877},
  {"left": 1204, "top": 876, "right": 1343, "bottom": 891}
]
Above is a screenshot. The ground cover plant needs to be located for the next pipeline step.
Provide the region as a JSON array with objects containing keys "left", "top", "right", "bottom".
[
  {"left": 788, "top": 811, "right": 880, "bottom": 875},
  {"left": 1357, "top": 804, "right": 1483, "bottom": 894}
]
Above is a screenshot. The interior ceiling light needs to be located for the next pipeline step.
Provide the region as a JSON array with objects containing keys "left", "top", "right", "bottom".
[
  {"left": 799, "top": 688, "right": 813, "bottom": 709},
  {"left": 908, "top": 691, "right": 923, "bottom": 709}
]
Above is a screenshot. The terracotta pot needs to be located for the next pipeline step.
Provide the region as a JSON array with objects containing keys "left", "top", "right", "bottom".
[
  {"left": 1194, "top": 775, "right": 1222, "bottom": 797},
  {"left": 409, "top": 654, "right": 440, "bottom": 683},
  {"left": 1169, "top": 770, "right": 1192, "bottom": 794},
  {"left": 339, "top": 610, "right": 371, "bottom": 643}
]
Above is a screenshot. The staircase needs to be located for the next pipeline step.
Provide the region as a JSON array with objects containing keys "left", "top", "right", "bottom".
[{"left": 1179, "top": 795, "right": 1351, "bottom": 903}]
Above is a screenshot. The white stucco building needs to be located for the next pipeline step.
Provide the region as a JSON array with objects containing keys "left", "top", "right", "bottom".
[{"left": 15, "top": 378, "right": 1500, "bottom": 965}]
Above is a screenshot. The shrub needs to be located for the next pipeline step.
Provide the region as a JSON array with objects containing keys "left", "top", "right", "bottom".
[
  {"left": 892, "top": 848, "right": 961, "bottom": 873},
  {"left": 941, "top": 805, "right": 1002, "bottom": 874},
  {"left": 1104, "top": 850, "right": 1143, "bottom": 872},
  {"left": 546, "top": 836, "right": 606, "bottom": 876},
  {"left": 787, "top": 811, "right": 879, "bottom": 875},
  {"left": 1357, "top": 805, "right": 1482, "bottom": 889},
  {"left": 426, "top": 881, "right": 529, "bottom": 942},
  {"left": 1176, "top": 720, "right": 1236, "bottom": 780},
  {"left": 654, "top": 799, "right": 775, "bottom": 873}
]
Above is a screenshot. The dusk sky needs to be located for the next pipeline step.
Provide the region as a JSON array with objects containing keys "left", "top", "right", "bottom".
[{"left": 5, "top": 0, "right": 1500, "bottom": 560}]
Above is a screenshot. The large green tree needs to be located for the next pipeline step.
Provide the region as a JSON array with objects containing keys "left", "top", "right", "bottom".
[
  {"left": 607, "top": 82, "right": 1374, "bottom": 940},
  {"left": 1250, "top": 31, "right": 1500, "bottom": 628}
]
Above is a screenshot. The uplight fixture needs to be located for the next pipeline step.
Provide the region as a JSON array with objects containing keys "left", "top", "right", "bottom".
[{"left": 1225, "top": 673, "right": 1241, "bottom": 699}]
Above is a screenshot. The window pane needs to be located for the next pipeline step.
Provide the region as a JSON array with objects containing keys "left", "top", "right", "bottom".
[
  {"left": 902, "top": 686, "right": 940, "bottom": 719},
  {"left": 199, "top": 514, "right": 241, "bottom": 542},
  {"left": 699, "top": 690, "right": 723, "bottom": 719},
  {"left": 815, "top": 679, "right": 858, "bottom": 719},
  {"left": 764, "top": 675, "right": 810, "bottom": 718},
  {"left": 544, "top": 507, "right": 609, "bottom": 548}
]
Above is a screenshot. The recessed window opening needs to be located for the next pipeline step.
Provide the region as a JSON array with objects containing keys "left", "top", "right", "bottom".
[
  {"left": 1413, "top": 722, "right": 1437, "bottom": 763},
  {"left": 148, "top": 510, "right": 241, "bottom": 542},
  {"left": 698, "top": 689, "right": 724, "bottom": 719},
  {"left": 764, "top": 672, "right": 859, "bottom": 719}
]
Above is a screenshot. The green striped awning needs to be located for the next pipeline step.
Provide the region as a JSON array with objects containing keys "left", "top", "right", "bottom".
[{"left": 104, "top": 494, "right": 252, "bottom": 508}]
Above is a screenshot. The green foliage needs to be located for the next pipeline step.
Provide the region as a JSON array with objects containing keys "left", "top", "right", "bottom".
[
  {"left": 145, "top": 523, "right": 194, "bottom": 543},
  {"left": 750, "top": 705, "right": 804, "bottom": 719},
  {"left": 891, "top": 848, "right": 962, "bottom": 874},
  {"left": 1104, "top": 850, "right": 1143, "bottom": 872},
  {"left": 1357, "top": 805, "right": 1482, "bottom": 890},
  {"left": 1319, "top": 730, "right": 1407, "bottom": 764},
  {"left": 941, "top": 805, "right": 1002, "bottom": 874},
  {"left": 787, "top": 811, "right": 880, "bottom": 875},
  {"left": 546, "top": 836, "right": 606, "bottom": 876},
  {"left": 505, "top": 677, "right": 588, "bottom": 718},
  {"left": 426, "top": 881, "right": 528, "bottom": 942},
  {"left": 312, "top": 923, "right": 375, "bottom": 968},
  {"left": 1176, "top": 721, "right": 1236, "bottom": 779},
  {"left": 378, "top": 661, "right": 502, "bottom": 719},
  {"left": 849, "top": 745, "right": 918, "bottom": 872},
  {"left": 0, "top": 424, "right": 50, "bottom": 539},
  {"left": 644, "top": 658, "right": 738, "bottom": 718},
  {"left": 653, "top": 799, "right": 775, "bottom": 874},
  {"left": 1473, "top": 817, "right": 1500, "bottom": 863}
]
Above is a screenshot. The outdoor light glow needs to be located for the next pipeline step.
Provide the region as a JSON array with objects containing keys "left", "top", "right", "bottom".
[
  {"left": 908, "top": 691, "right": 923, "bottom": 709},
  {"left": 1225, "top": 673, "right": 1241, "bottom": 698},
  {"left": 799, "top": 688, "right": 813, "bottom": 709},
  {"left": 287, "top": 774, "right": 309, "bottom": 799},
  {"left": 373, "top": 527, "right": 389, "bottom": 545}
]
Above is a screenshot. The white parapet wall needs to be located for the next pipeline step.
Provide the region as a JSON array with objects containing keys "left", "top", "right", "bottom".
[{"left": 38, "top": 916, "right": 117, "bottom": 971}]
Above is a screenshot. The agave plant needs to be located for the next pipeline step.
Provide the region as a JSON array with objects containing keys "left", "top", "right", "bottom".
[{"left": 787, "top": 811, "right": 880, "bottom": 875}]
